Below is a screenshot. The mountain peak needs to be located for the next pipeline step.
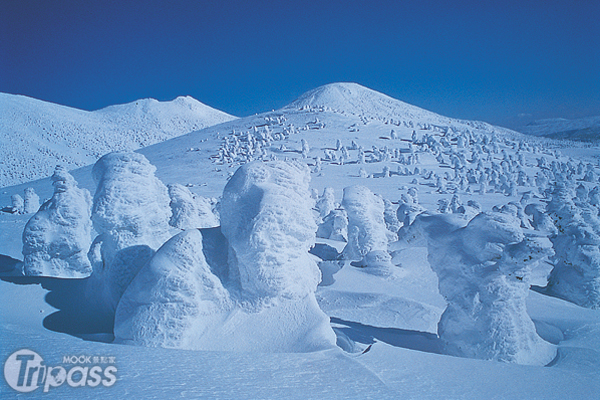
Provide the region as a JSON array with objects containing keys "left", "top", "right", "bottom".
[{"left": 284, "top": 82, "right": 444, "bottom": 123}]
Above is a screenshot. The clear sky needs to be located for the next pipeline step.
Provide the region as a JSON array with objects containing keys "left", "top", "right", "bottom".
[{"left": 1, "top": 0, "right": 599, "bottom": 129}]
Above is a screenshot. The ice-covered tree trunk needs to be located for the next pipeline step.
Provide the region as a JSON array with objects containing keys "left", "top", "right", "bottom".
[
  {"left": 22, "top": 166, "right": 92, "bottom": 277},
  {"left": 425, "top": 211, "right": 556, "bottom": 365}
]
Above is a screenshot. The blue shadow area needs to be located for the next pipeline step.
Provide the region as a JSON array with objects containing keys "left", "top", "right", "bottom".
[{"left": 331, "top": 317, "right": 442, "bottom": 354}]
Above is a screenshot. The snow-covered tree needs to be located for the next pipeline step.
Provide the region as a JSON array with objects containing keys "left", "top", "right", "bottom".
[
  {"left": 221, "top": 160, "right": 323, "bottom": 299},
  {"left": 90, "top": 152, "right": 172, "bottom": 265},
  {"left": 301, "top": 139, "right": 310, "bottom": 158},
  {"left": 23, "top": 187, "right": 40, "bottom": 214},
  {"left": 118, "top": 160, "right": 336, "bottom": 352},
  {"left": 341, "top": 185, "right": 393, "bottom": 272},
  {"left": 114, "top": 229, "right": 233, "bottom": 348},
  {"left": 11, "top": 194, "right": 24, "bottom": 214},
  {"left": 22, "top": 166, "right": 92, "bottom": 277},
  {"left": 546, "top": 183, "right": 600, "bottom": 308},
  {"left": 316, "top": 187, "right": 336, "bottom": 221},
  {"left": 424, "top": 211, "right": 556, "bottom": 365},
  {"left": 87, "top": 152, "right": 173, "bottom": 314},
  {"left": 317, "top": 209, "right": 348, "bottom": 241},
  {"left": 168, "top": 183, "right": 219, "bottom": 230},
  {"left": 382, "top": 198, "right": 401, "bottom": 233}
]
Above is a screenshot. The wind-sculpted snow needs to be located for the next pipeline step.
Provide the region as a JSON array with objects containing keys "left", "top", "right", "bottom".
[
  {"left": 418, "top": 211, "right": 556, "bottom": 365},
  {"left": 115, "top": 161, "right": 336, "bottom": 352},
  {"left": 0, "top": 93, "right": 236, "bottom": 187},
  {"left": 22, "top": 166, "right": 92, "bottom": 277}
]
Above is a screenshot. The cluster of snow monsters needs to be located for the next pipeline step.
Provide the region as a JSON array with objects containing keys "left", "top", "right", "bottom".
[
  {"left": 115, "top": 160, "right": 335, "bottom": 352},
  {"left": 307, "top": 127, "right": 578, "bottom": 201},
  {"left": 21, "top": 154, "right": 334, "bottom": 352},
  {"left": 18, "top": 145, "right": 600, "bottom": 361}
]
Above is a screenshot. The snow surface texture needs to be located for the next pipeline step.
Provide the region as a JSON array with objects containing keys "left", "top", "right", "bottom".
[
  {"left": 412, "top": 211, "right": 556, "bottom": 365},
  {"left": 115, "top": 161, "right": 336, "bottom": 352},
  {"left": 0, "top": 93, "right": 236, "bottom": 187},
  {"left": 22, "top": 166, "right": 93, "bottom": 277},
  {"left": 546, "top": 183, "right": 600, "bottom": 309}
]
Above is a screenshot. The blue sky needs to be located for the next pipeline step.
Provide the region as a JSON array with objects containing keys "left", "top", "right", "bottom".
[{"left": 1, "top": 0, "right": 599, "bottom": 128}]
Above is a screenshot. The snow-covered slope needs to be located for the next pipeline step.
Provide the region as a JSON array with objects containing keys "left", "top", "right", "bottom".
[
  {"left": 1, "top": 82, "right": 600, "bottom": 398},
  {"left": 0, "top": 93, "right": 236, "bottom": 187},
  {"left": 285, "top": 82, "right": 519, "bottom": 136},
  {"left": 520, "top": 116, "right": 600, "bottom": 141}
]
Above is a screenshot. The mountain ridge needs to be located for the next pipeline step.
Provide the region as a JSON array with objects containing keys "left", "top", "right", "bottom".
[
  {"left": 0, "top": 93, "right": 237, "bottom": 187},
  {"left": 520, "top": 115, "right": 600, "bottom": 141}
]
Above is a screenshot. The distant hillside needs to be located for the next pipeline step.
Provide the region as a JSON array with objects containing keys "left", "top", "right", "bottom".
[
  {"left": 0, "top": 94, "right": 236, "bottom": 187},
  {"left": 520, "top": 116, "right": 600, "bottom": 141}
]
